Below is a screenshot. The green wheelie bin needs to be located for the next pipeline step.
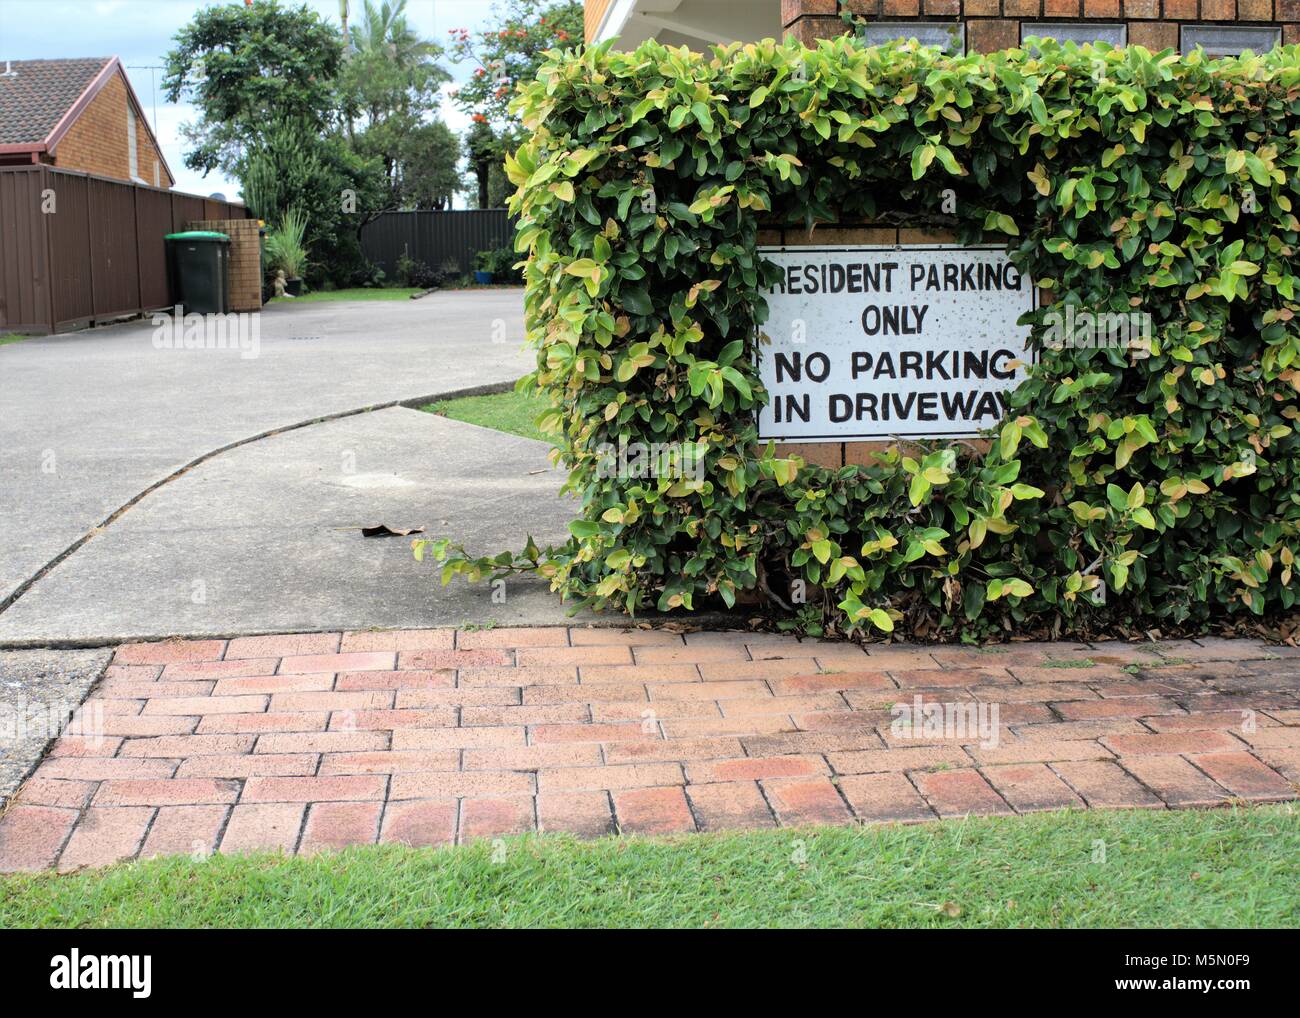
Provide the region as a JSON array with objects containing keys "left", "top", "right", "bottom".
[{"left": 165, "top": 231, "right": 231, "bottom": 314}]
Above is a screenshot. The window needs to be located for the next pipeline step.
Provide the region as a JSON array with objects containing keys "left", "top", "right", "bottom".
[
  {"left": 127, "top": 107, "right": 138, "bottom": 179},
  {"left": 1180, "top": 25, "right": 1281, "bottom": 57},
  {"left": 1022, "top": 23, "right": 1127, "bottom": 48},
  {"left": 858, "top": 22, "right": 964, "bottom": 55}
]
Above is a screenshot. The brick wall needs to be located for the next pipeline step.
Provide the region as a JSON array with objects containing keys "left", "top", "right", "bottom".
[
  {"left": 188, "top": 218, "right": 263, "bottom": 313},
  {"left": 784, "top": 0, "right": 1298, "bottom": 49},
  {"left": 54, "top": 69, "right": 173, "bottom": 187}
]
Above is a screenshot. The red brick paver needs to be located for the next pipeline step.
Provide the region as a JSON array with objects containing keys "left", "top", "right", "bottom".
[
  {"left": 141, "top": 805, "right": 229, "bottom": 859},
  {"left": 299, "top": 801, "right": 382, "bottom": 853},
  {"left": 914, "top": 769, "right": 1015, "bottom": 818},
  {"left": 219, "top": 803, "right": 305, "bottom": 854},
  {"left": 687, "top": 781, "right": 775, "bottom": 830},
  {"left": 57, "top": 807, "right": 153, "bottom": 872},
  {"left": 537, "top": 791, "right": 616, "bottom": 837},
  {"left": 460, "top": 796, "right": 534, "bottom": 840},
  {"left": 0, "top": 806, "right": 79, "bottom": 872},
  {"left": 1, "top": 627, "right": 1297, "bottom": 870},
  {"left": 614, "top": 786, "right": 695, "bottom": 834},
  {"left": 380, "top": 799, "right": 457, "bottom": 846},
  {"left": 837, "top": 772, "right": 934, "bottom": 823},
  {"left": 762, "top": 777, "right": 854, "bottom": 826},
  {"left": 982, "top": 764, "right": 1085, "bottom": 813}
]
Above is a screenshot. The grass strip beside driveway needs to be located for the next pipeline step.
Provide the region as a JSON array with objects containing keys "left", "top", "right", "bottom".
[
  {"left": 2, "top": 805, "right": 1296, "bottom": 928},
  {"left": 421, "top": 387, "right": 551, "bottom": 442},
  {"left": 270, "top": 287, "right": 422, "bottom": 302}
]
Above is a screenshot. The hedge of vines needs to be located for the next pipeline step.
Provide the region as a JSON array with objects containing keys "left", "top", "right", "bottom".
[{"left": 418, "top": 37, "right": 1300, "bottom": 641}]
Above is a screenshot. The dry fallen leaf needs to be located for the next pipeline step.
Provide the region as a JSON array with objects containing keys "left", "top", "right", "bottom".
[{"left": 361, "top": 524, "right": 426, "bottom": 538}]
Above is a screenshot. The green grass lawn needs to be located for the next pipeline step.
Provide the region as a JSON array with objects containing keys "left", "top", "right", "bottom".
[
  {"left": 270, "top": 283, "right": 524, "bottom": 303},
  {"left": 421, "top": 387, "right": 552, "bottom": 442},
  {"left": 270, "top": 287, "right": 421, "bottom": 303},
  {"left": 0, "top": 332, "right": 30, "bottom": 346},
  {"left": 2, "top": 805, "right": 1296, "bottom": 928}
]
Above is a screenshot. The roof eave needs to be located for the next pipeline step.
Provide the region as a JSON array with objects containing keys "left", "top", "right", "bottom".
[{"left": 593, "top": 0, "right": 636, "bottom": 43}]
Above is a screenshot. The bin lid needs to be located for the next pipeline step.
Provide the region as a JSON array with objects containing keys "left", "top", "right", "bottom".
[{"left": 165, "top": 230, "right": 229, "bottom": 241}]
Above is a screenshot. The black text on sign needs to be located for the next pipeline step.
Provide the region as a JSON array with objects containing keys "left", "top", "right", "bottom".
[{"left": 756, "top": 245, "right": 1035, "bottom": 442}]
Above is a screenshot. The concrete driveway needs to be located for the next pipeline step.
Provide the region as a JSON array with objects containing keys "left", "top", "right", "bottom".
[{"left": 0, "top": 291, "right": 578, "bottom": 644}]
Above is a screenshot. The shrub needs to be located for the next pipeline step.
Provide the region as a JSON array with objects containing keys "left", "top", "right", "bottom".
[
  {"left": 238, "top": 118, "right": 386, "bottom": 287},
  {"left": 418, "top": 37, "right": 1300, "bottom": 641},
  {"left": 264, "top": 207, "right": 309, "bottom": 279},
  {"left": 347, "top": 261, "right": 387, "bottom": 288},
  {"left": 474, "top": 246, "right": 522, "bottom": 280},
  {"left": 397, "top": 250, "right": 452, "bottom": 290},
  {"left": 409, "top": 261, "right": 451, "bottom": 290},
  {"left": 396, "top": 251, "right": 419, "bottom": 285}
]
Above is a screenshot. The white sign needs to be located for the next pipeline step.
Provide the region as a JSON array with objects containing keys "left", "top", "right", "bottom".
[{"left": 756, "top": 245, "right": 1034, "bottom": 442}]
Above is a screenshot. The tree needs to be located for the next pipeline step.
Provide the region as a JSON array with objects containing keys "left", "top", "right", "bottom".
[
  {"left": 238, "top": 118, "right": 387, "bottom": 286},
  {"left": 449, "top": 0, "right": 582, "bottom": 129},
  {"left": 450, "top": 0, "right": 581, "bottom": 208},
  {"left": 465, "top": 120, "right": 497, "bottom": 210},
  {"left": 163, "top": 1, "right": 344, "bottom": 176},
  {"left": 338, "top": 0, "right": 458, "bottom": 208},
  {"left": 351, "top": 0, "right": 430, "bottom": 68},
  {"left": 395, "top": 122, "right": 461, "bottom": 209}
]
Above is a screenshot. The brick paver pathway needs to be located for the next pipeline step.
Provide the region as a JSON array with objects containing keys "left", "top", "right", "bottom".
[{"left": 2, "top": 627, "right": 1298, "bottom": 871}]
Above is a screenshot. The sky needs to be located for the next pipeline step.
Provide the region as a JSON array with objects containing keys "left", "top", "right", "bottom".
[{"left": 0, "top": 0, "right": 504, "bottom": 202}]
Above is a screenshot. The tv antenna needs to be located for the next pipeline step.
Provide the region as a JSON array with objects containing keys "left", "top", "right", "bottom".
[{"left": 126, "top": 64, "right": 163, "bottom": 136}]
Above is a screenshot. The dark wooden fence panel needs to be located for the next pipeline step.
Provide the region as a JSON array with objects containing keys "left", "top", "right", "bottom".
[
  {"left": 135, "top": 186, "right": 173, "bottom": 311},
  {"left": 88, "top": 176, "right": 142, "bottom": 319},
  {"left": 360, "top": 209, "right": 514, "bottom": 279},
  {"left": 0, "top": 166, "right": 250, "bottom": 333},
  {"left": 47, "top": 171, "right": 93, "bottom": 329},
  {"left": 169, "top": 194, "right": 205, "bottom": 233},
  {"left": 0, "top": 167, "right": 52, "bottom": 332}
]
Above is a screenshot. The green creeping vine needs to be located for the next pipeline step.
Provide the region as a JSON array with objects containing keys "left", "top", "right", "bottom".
[{"left": 415, "top": 37, "right": 1300, "bottom": 640}]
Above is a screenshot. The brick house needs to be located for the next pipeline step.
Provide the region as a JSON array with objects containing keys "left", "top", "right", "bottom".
[
  {"left": 586, "top": 0, "right": 1297, "bottom": 53},
  {"left": 0, "top": 57, "right": 175, "bottom": 188}
]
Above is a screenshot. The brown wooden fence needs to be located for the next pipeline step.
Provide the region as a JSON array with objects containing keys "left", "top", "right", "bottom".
[{"left": 0, "top": 165, "right": 250, "bottom": 334}]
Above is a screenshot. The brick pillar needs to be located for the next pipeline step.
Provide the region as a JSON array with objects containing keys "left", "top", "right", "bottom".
[{"left": 188, "top": 218, "right": 262, "bottom": 313}]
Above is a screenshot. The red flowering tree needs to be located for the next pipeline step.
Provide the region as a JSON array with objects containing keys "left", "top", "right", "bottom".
[
  {"left": 449, "top": 0, "right": 581, "bottom": 207},
  {"left": 450, "top": 0, "right": 580, "bottom": 125}
]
